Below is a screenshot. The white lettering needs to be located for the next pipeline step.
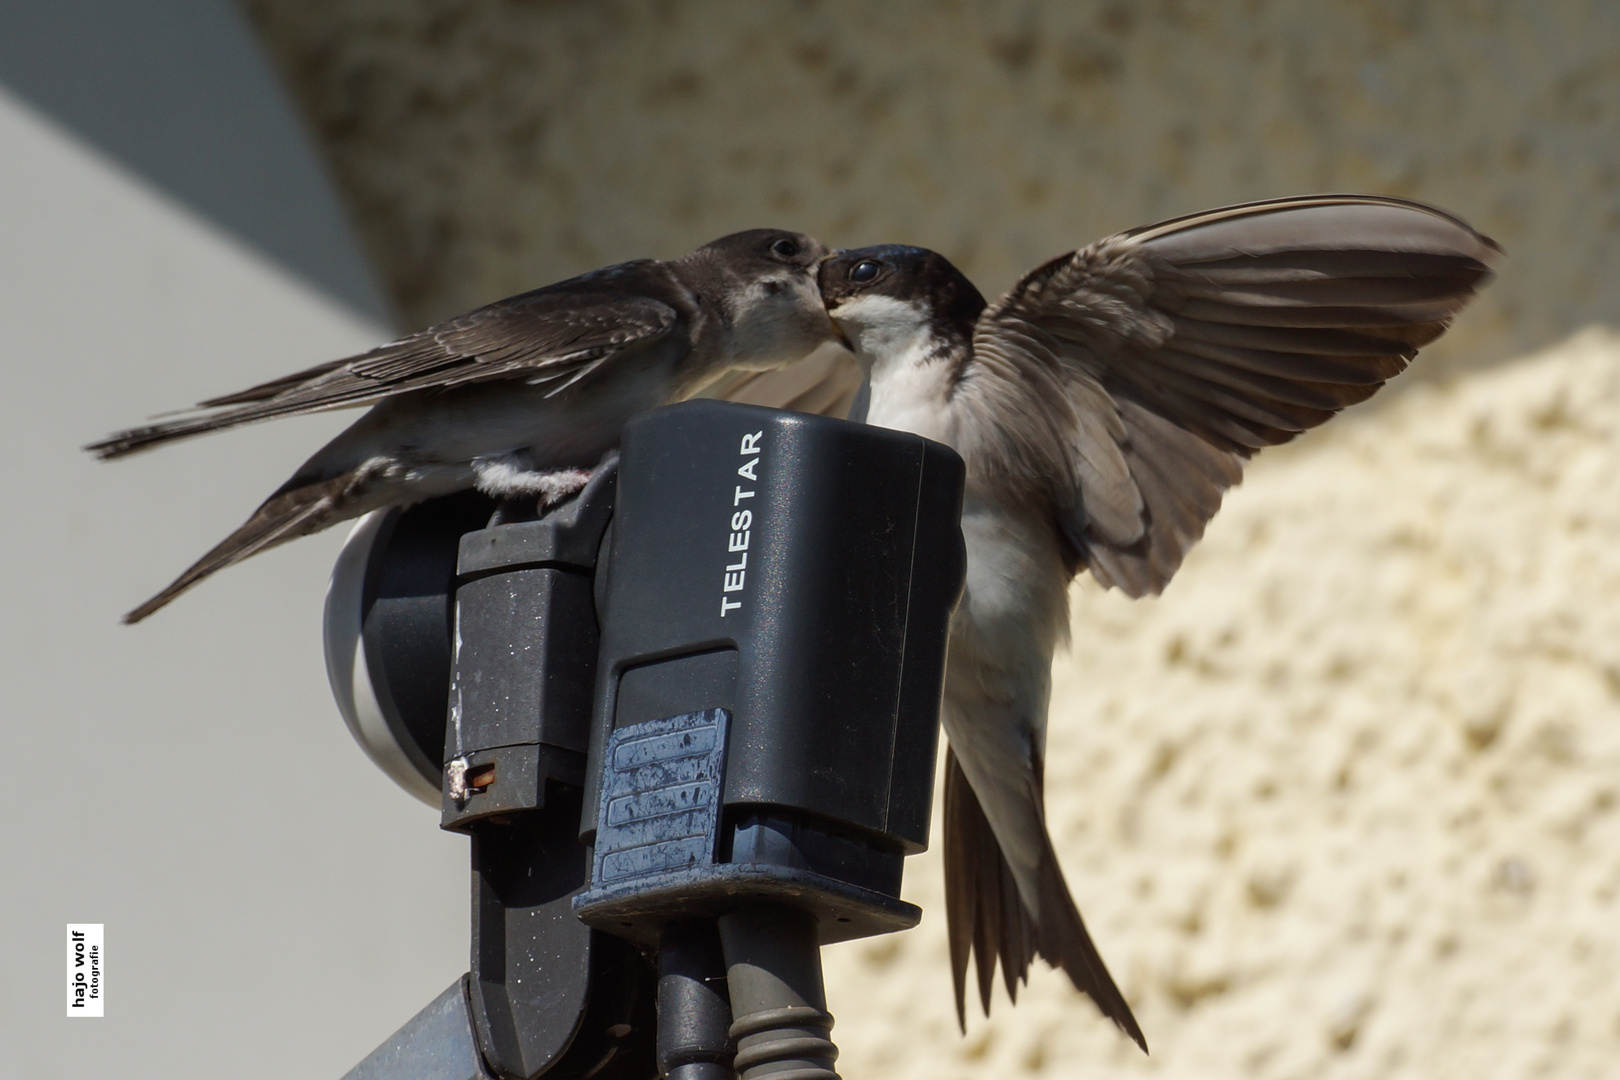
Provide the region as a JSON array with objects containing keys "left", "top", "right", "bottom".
[{"left": 722, "top": 432, "right": 764, "bottom": 616}]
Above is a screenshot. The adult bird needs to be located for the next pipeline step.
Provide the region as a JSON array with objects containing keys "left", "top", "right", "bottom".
[
  {"left": 819, "top": 195, "right": 1500, "bottom": 1048},
  {"left": 89, "top": 228, "right": 842, "bottom": 623}
]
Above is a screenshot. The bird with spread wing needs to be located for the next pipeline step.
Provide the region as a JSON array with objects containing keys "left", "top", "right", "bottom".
[{"left": 818, "top": 195, "right": 1500, "bottom": 1048}]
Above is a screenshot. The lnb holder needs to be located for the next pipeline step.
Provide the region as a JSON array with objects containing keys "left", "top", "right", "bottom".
[{"left": 326, "top": 400, "right": 965, "bottom": 1080}]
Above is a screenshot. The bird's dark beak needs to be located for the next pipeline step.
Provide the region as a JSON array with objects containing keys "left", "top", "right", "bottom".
[{"left": 816, "top": 251, "right": 855, "bottom": 350}]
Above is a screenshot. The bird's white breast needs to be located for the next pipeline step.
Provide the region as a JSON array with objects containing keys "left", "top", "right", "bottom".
[{"left": 837, "top": 294, "right": 960, "bottom": 447}]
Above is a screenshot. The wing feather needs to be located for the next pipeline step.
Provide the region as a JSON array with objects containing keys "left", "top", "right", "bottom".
[
  {"left": 1167, "top": 323, "right": 1408, "bottom": 385},
  {"left": 87, "top": 265, "right": 684, "bottom": 460},
  {"left": 705, "top": 341, "right": 865, "bottom": 418},
  {"left": 973, "top": 194, "right": 1499, "bottom": 595}
]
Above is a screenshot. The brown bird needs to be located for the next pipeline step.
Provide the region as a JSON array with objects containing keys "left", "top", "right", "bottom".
[
  {"left": 88, "top": 229, "right": 842, "bottom": 622},
  {"left": 819, "top": 195, "right": 1501, "bottom": 1047}
]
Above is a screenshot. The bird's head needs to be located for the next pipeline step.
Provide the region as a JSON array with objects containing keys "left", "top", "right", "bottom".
[
  {"left": 818, "top": 245, "right": 987, "bottom": 363},
  {"left": 688, "top": 229, "right": 841, "bottom": 370}
]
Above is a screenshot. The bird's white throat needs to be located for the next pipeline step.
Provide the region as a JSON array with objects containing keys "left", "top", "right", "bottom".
[
  {"left": 831, "top": 293, "right": 934, "bottom": 362},
  {"left": 832, "top": 293, "right": 959, "bottom": 445}
]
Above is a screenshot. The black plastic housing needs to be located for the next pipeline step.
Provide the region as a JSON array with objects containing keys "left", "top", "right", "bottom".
[
  {"left": 575, "top": 400, "right": 965, "bottom": 946},
  {"left": 330, "top": 400, "right": 966, "bottom": 1078},
  {"left": 585, "top": 401, "right": 965, "bottom": 847},
  {"left": 439, "top": 468, "right": 658, "bottom": 1080},
  {"left": 440, "top": 465, "right": 617, "bottom": 832}
]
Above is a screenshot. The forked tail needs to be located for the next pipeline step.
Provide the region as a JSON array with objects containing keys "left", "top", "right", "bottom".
[{"left": 942, "top": 747, "right": 1146, "bottom": 1050}]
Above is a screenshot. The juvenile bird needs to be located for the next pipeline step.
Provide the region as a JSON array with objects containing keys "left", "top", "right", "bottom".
[
  {"left": 820, "top": 195, "right": 1500, "bottom": 1048},
  {"left": 90, "top": 229, "right": 839, "bottom": 622}
]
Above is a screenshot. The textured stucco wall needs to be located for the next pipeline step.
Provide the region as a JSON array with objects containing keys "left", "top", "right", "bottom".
[
  {"left": 246, "top": 0, "right": 1618, "bottom": 376},
  {"left": 820, "top": 328, "right": 1620, "bottom": 1078},
  {"left": 235, "top": 3, "right": 1620, "bottom": 1076}
]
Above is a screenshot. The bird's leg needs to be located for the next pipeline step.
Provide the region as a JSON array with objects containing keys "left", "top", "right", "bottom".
[{"left": 472, "top": 452, "right": 594, "bottom": 515}]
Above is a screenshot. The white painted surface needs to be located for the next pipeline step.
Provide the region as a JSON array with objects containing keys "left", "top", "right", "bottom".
[{"left": 0, "top": 87, "right": 466, "bottom": 1079}]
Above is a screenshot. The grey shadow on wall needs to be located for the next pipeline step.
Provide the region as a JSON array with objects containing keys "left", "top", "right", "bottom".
[{"left": 0, "top": 0, "right": 391, "bottom": 326}]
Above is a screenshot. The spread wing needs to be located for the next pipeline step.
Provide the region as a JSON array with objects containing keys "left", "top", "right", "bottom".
[
  {"left": 972, "top": 194, "right": 1500, "bottom": 595},
  {"left": 704, "top": 341, "right": 865, "bottom": 418},
  {"left": 88, "top": 264, "right": 683, "bottom": 459}
]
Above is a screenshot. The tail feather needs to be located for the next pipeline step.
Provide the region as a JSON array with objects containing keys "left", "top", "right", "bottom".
[
  {"left": 1031, "top": 824, "right": 1146, "bottom": 1051},
  {"left": 945, "top": 747, "right": 1035, "bottom": 1027},
  {"left": 942, "top": 748, "right": 1147, "bottom": 1051},
  {"left": 122, "top": 471, "right": 362, "bottom": 623}
]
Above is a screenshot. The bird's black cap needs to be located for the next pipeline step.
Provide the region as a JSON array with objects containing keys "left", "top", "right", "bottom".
[{"left": 819, "top": 245, "right": 988, "bottom": 335}]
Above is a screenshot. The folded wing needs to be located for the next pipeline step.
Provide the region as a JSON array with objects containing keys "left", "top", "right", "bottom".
[{"left": 87, "top": 268, "right": 682, "bottom": 459}]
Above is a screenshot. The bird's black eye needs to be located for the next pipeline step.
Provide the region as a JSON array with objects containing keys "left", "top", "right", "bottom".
[
  {"left": 770, "top": 237, "right": 799, "bottom": 258},
  {"left": 849, "top": 260, "right": 882, "bottom": 284}
]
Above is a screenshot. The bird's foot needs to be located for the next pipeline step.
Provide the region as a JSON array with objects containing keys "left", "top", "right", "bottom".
[
  {"left": 473, "top": 453, "right": 594, "bottom": 512},
  {"left": 531, "top": 468, "right": 593, "bottom": 511}
]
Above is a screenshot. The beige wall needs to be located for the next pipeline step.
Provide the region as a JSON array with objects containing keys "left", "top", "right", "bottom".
[
  {"left": 250, "top": 1, "right": 1618, "bottom": 378},
  {"left": 821, "top": 328, "right": 1620, "bottom": 1078},
  {"left": 238, "top": 3, "right": 1620, "bottom": 1076}
]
